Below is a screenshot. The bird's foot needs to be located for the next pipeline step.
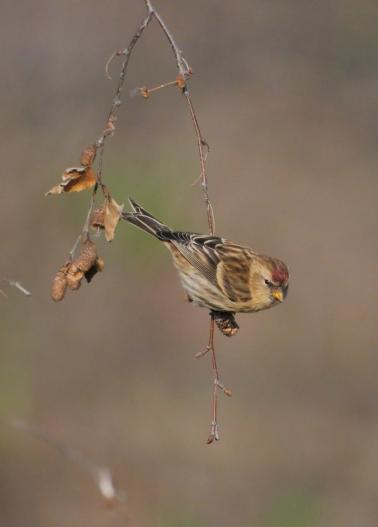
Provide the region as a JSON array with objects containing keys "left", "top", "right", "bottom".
[{"left": 212, "top": 311, "right": 239, "bottom": 337}]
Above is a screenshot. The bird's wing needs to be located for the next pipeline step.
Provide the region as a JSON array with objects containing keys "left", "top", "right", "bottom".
[
  {"left": 166, "top": 232, "right": 254, "bottom": 302},
  {"left": 215, "top": 249, "right": 253, "bottom": 303},
  {"left": 166, "top": 233, "right": 221, "bottom": 285}
]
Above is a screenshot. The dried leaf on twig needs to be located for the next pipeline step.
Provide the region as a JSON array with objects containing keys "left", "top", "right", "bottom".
[
  {"left": 51, "top": 241, "right": 103, "bottom": 301},
  {"left": 72, "top": 240, "right": 97, "bottom": 272},
  {"left": 66, "top": 267, "right": 84, "bottom": 291},
  {"left": 45, "top": 167, "right": 96, "bottom": 195},
  {"left": 51, "top": 264, "right": 69, "bottom": 302},
  {"left": 104, "top": 197, "right": 124, "bottom": 242},
  {"left": 80, "top": 144, "right": 97, "bottom": 167},
  {"left": 91, "top": 207, "right": 105, "bottom": 231}
]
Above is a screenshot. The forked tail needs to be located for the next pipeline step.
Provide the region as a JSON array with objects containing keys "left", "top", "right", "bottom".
[{"left": 122, "top": 198, "right": 171, "bottom": 240}]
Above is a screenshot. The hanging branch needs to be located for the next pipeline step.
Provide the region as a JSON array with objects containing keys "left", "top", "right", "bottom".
[
  {"left": 140, "top": 0, "right": 226, "bottom": 444},
  {"left": 46, "top": 0, "right": 228, "bottom": 443},
  {"left": 0, "top": 278, "right": 31, "bottom": 298},
  {"left": 144, "top": 0, "right": 215, "bottom": 235},
  {"left": 47, "top": 7, "right": 154, "bottom": 302},
  {"left": 69, "top": 6, "right": 154, "bottom": 256}
]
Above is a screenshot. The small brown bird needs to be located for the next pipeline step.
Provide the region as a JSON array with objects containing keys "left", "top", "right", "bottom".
[{"left": 123, "top": 199, "right": 289, "bottom": 335}]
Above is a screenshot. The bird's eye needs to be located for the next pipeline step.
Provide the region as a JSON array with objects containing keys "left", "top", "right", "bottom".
[{"left": 264, "top": 279, "right": 273, "bottom": 287}]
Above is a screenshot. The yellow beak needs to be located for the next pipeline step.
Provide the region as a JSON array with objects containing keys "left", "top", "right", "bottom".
[{"left": 272, "top": 288, "right": 284, "bottom": 303}]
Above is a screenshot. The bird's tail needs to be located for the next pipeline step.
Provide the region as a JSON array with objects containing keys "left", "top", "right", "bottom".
[{"left": 122, "top": 198, "right": 171, "bottom": 240}]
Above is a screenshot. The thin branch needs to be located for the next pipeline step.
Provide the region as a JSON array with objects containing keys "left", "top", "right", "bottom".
[
  {"left": 60, "top": 0, "right": 225, "bottom": 443},
  {"left": 145, "top": 0, "right": 190, "bottom": 78},
  {"left": 195, "top": 315, "right": 231, "bottom": 444},
  {"left": 146, "top": 0, "right": 215, "bottom": 235},
  {"left": 184, "top": 94, "right": 214, "bottom": 234},
  {"left": 144, "top": 1, "right": 225, "bottom": 443},
  {"left": 10, "top": 419, "right": 127, "bottom": 506},
  {"left": 68, "top": 7, "right": 154, "bottom": 260},
  {"left": 0, "top": 278, "right": 31, "bottom": 297}
]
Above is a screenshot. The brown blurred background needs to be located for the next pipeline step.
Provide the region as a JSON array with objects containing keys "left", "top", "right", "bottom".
[{"left": 0, "top": 1, "right": 377, "bottom": 526}]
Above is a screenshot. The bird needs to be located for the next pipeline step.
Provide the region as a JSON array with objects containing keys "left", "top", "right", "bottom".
[{"left": 122, "top": 199, "right": 289, "bottom": 336}]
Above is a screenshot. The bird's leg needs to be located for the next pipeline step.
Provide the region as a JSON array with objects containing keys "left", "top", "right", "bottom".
[{"left": 205, "top": 314, "right": 232, "bottom": 445}]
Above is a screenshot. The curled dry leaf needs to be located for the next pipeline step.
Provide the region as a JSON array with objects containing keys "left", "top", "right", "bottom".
[
  {"left": 91, "top": 207, "right": 105, "bottom": 231},
  {"left": 51, "top": 242, "right": 103, "bottom": 301},
  {"left": 45, "top": 167, "right": 96, "bottom": 195},
  {"left": 51, "top": 264, "right": 70, "bottom": 302},
  {"left": 72, "top": 240, "right": 97, "bottom": 273},
  {"left": 80, "top": 144, "right": 97, "bottom": 167},
  {"left": 104, "top": 197, "right": 124, "bottom": 242},
  {"left": 66, "top": 267, "right": 83, "bottom": 291}
]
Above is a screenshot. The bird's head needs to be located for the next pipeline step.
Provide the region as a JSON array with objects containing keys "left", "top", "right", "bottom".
[{"left": 250, "top": 256, "right": 289, "bottom": 310}]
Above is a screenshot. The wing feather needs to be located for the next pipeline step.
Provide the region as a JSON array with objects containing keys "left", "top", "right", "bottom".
[{"left": 166, "top": 232, "right": 255, "bottom": 303}]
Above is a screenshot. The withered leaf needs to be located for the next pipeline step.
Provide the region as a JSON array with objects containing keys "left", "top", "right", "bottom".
[
  {"left": 91, "top": 207, "right": 105, "bottom": 230},
  {"left": 72, "top": 240, "right": 97, "bottom": 273},
  {"left": 45, "top": 167, "right": 96, "bottom": 196},
  {"left": 66, "top": 241, "right": 97, "bottom": 290},
  {"left": 80, "top": 144, "right": 97, "bottom": 167},
  {"left": 104, "top": 197, "right": 124, "bottom": 242},
  {"left": 51, "top": 264, "right": 70, "bottom": 302},
  {"left": 51, "top": 242, "right": 103, "bottom": 301},
  {"left": 66, "top": 267, "right": 83, "bottom": 291}
]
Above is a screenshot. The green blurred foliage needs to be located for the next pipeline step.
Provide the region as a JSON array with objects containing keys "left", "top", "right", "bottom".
[
  {"left": 263, "top": 490, "right": 320, "bottom": 527},
  {"left": 159, "top": 512, "right": 205, "bottom": 527},
  {"left": 104, "top": 150, "right": 200, "bottom": 270},
  {"left": 0, "top": 312, "right": 31, "bottom": 451}
]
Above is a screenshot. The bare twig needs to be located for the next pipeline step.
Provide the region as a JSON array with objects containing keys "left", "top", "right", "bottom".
[
  {"left": 10, "top": 419, "right": 127, "bottom": 506},
  {"left": 0, "top": 278, "right": 31, "bottom": 297},
  {"left": 144, "top": 1, "right": 226, "bottom": 443},
  {"left": 68, "top": 7, "right": 154, "bottom": 261},
  {"left": 137, "top": 79, "right": 180, "bottom": 99},
  {"left": 195, "top": 315, "right": 231, "bottom": 444},
  {"left": 184, "top": 94, "right": 214, "bottom": 234},
  {"left": 145, "top": 0, "right": 214, "bottom": 235}
]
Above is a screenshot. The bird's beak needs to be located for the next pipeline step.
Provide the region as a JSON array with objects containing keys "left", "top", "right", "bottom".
[{"left": 272, "top": 288, "right": 284, "bottom": 303}]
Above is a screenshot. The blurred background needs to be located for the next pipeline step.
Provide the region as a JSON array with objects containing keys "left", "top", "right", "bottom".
[{"left": 0, "top": 1, "right": 377, "bottom": 526}]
